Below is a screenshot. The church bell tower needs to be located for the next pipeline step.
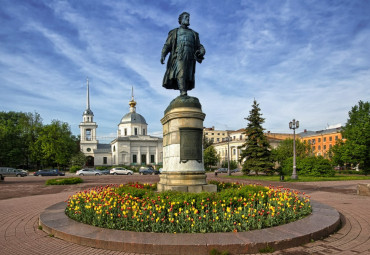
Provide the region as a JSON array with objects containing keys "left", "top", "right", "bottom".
[{"left": 79, "top": 78, "right": 98, "bottom": 157}]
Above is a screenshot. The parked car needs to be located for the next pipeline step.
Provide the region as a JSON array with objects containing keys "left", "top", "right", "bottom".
[
  {"left": 17, "top": 169, "right": 29, "bottom": 176},
  {"left": 139, "top": 166, "right": 154, "bottom": 175},
  {"left": 76, "top": 169, "right": 102, "bottom": 176},
  {"left": 230, "top": 168, "right": 240, "bottom": 173},
  {"left": 110, "top": 167, "right": 133, "bottom": 175},
  {"left": 33, "top": 169, "right": 65, "bottom": 176},
  {"left": 0, "top": 167, "right": 27, "bottom": 179},
  {"left": 215, "top": 168, "right": 228, "bottom": 173},
  {"left": 98, "top": 169, "right": 110, "bottom": 175}
]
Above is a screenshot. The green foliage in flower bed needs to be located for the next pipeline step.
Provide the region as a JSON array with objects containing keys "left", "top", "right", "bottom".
[
  {"left": 46, "top": 177, "right": 83, "bottom": 185},
  {"left": 65, "top": 181, "right": 311, "bottom": 233}
]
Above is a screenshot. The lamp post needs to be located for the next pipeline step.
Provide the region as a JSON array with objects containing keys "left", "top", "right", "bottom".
[
  {"left": 227, "top": 131, "right": 231, "bottom": 176},
  {"left": 289, "top": 119, "right": 299, "bottom": 180}
]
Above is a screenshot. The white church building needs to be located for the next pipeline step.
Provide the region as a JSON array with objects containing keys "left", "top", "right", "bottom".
[{"left": 79, "top": 80, "right": 163, "bottom": 167}]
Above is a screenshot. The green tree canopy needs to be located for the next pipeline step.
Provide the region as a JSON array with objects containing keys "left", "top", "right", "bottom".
[
  {"left": 203, "top": 145, "right": 219, "bottom": 170},
  {"left": 271, "top": 138, "right": 311, "bottom": 164},
  {"left": 35, "top": 120, "right": 79, "bottom": 169},
  {"left": 239, "top": 100, "right": 273, "bottom": 175},
  {"left": 330, "top": 101, "right": 370, "bottom": 173},
  {"left": 0, "top": 111, "right": 42, "bottom": 168}
]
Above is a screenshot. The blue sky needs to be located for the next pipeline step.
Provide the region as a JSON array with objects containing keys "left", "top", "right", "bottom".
[{"left": 1, "top": 0, "right": 369, "bottom": 143}]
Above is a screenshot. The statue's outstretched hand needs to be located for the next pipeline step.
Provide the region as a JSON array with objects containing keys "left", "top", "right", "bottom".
[{"left": 160, "top": 56, "right": 165, "bottom": 64}]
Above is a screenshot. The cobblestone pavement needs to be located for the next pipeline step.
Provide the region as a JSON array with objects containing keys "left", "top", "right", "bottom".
[{"left": 1, "top": 174, "right": 369, "bottom": 255}]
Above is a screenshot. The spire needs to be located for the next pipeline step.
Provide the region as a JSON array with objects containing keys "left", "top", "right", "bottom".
[
  {"left": 129, "top": 86, "right": 137, "bottom": 112},
  {"left": 83, "top": 78, "right": 93, "bottom": 116},
  {"left": 86, "top": 78, "right": 90, "bottom": 111}
]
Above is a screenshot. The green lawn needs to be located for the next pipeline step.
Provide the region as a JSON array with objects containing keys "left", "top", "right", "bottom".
[{"left": 222, "top": 174, "right": 370, "bottom": 182}]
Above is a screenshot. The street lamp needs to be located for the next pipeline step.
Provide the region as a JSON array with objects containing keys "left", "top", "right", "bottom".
[
  {"left": 227, "top": 131, "right": 231, "bottom": 176},
  {"left": 289, "top": 119, "right": 299, "bottom": 180}
]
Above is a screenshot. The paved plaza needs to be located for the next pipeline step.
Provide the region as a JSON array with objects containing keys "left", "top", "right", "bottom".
[{"left": 0, "top": 174, "right": 369, "bottom": 254}]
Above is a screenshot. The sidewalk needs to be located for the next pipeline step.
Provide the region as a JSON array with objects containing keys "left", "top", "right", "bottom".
[{"left": 1, "top": 175, "right": 369, "bottom": 254}]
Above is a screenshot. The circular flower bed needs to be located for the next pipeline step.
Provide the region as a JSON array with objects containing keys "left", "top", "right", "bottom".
[{"left": 65, "top": 181, "right": 311, "bottom": 233}]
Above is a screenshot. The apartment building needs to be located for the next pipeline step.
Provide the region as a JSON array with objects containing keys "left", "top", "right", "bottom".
[{"left": 299, "top": 127, "right": 343, "bottom": 157}]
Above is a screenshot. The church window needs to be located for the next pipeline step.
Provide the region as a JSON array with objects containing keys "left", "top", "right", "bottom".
[
  {"left": 143, "top": 129, "right": 146, "bottom": 135},
  {"left": 133, "top": 154, "right": 137, "bottom": 163},
  {"left": 103, "top": 157, "right": 107, "bottom": 164},
  {"left": 134, "top": 128, "right": 138, "bottom": 135},
  {"left": 124, "top": 128, "right": 127, "bottom": 136},
  {"left": 86, "top": 129, "right": 91, "bottom": 141},
  {"left": 87, "top": 148, "right": 91, "bottom": 152},
  {"left": 113, "top": 146, "right": 116, "bottom": 152}
]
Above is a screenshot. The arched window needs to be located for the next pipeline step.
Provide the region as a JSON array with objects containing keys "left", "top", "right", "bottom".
[{"left": 86, "top": 129, "right": 91, "bottom": 141}]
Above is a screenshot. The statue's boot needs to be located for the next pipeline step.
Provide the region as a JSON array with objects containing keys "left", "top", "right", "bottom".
[{"left": 178, "top": 80, "right": 188, "bottom": 96}]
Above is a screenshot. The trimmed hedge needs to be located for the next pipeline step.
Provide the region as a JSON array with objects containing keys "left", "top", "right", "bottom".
[{"left": 45, "top": 177, "right": 83, "bottom": 185}]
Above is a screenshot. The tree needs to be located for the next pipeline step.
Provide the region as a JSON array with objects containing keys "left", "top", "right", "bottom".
[
  {"left": 203, "top": 145, "right": 219, "bottom": 170},
  {"left": 281, "top": 156, "right": 335, "bottom": 177},
  {"left": 70, "top": 151, "right": 87, "bottom": 168},
  {"left": 0, "top": 111, "right": 42, "bottom": 168},
  {"left": 221, "top": 160, "right": 238, "bottom": 170},
  {"left": 330, "top": 101, "right": 370, "bottom": 173},
  {"left": 239, "top": 100, "right": 273, "bottom": 175},
  {"left": 271, "top": 138, "right": 311, "bottom": 164},
  {"left": 36, "top": 120, "right": 79, "bottom": 169},
  {"left": 203, "top": 135, "right": 213, "bottom": 150}
]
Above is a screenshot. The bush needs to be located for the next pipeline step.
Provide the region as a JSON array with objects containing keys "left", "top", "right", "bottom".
[
  {"left": 338, "top": 170, "right": 365, "bottom": 175},
  {"left": 282, "top": 156, "right": 335, "bottom": 177},
  {"left": 221, "top": 160, "right": 238, "bottom": 170},
  {"left": 95, "top": 166, "right": 111, "bottom": 170},
  {"left": 69, "top": 165, "right": 81, "bottom": 173},
  {"left": 46, "top": 177, "right": 83, "bottom": 185}
]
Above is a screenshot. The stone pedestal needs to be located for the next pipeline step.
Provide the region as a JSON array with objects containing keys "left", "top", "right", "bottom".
[{"left": 157, "top": 96, "right": 217, "bottom": 193}]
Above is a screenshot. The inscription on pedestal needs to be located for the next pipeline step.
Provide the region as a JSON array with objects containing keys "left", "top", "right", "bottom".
[{"left": 180, "top": 128, "right": 202, "bottom": 163}]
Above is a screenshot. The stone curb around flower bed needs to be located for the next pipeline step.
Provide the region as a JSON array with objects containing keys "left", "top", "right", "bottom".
[{"left": 39, "top": 200, "right": 340, "bottom": 255}]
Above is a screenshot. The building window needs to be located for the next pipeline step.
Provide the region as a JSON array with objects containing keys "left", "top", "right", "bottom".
[
  {"left": 124, "top": 128, "right": 127, "bottom": 136},
  {"left": 211, "top": 138, "right": 214, "bottom": 142},
  {"left": 150, "top": 155, "right": 155, "bottom": 163},
  {"left": 233, "top": 136, "right": 236, "bottom": 140},
  {"left": 205, "top": 132, "right": 208, "bottom": 135},
  {"left": 324, "top": 145, "right": 327, "bottom": 150},
  {"left": 312, "top": 146, "right": 315, "bottom": 151},
  {"left": 233, "top": 149, "right": 236, "bottom": 155},
  {"left": 240, "top": 135, "right": 242, "bottom": 140},
  {"left": 329, "top": 144, "right": 332, "bottom": 149},
  {"left": 113, "top": 146, "right": 116, "bottom": 152},
  {"left": 86, "top": 129, "right": 91, "bottom": 141},
  {"left": 133, "top": 154, "right": 137, "bottom": 164},
  {"left": 324, "top": 137, "right": 326, "bottom": 142},
  {"left": 217, "top": 138, "right": 220, "bottom": 142},
  {"left": 211, "top": 133, "right": 214, "bottom": 135},
  {"left": 318, "top": 145, "right": 321, "bottom": 150},
  {"left": 87, "top": 148, "right": 91, "bottom": 152},
  {"left": 335, "top": 136, "right": 338, "bottom": 140},
  {"left": 134, "top": 128, "right": 138, "bottom": 135},
  {"left": 222, "top": 138, "right": 225, "bottom": 141},
  {"left": 103, "top": 157, "right": 107, "bottom": 164},
  {"left": 217, "top": 133, "right": 220, "bottom": 135},
  {"left": 143, "top": 129, "right": 146, "bottom": 135},
  {"left": 318, "top": 138, "right": 321, "bottom": 142},
  {"left": 329, "top": 136, "right": 332, "bottom": 141},
  {"left": 312, "top": 139, "right": 316, "bottom": 144}
]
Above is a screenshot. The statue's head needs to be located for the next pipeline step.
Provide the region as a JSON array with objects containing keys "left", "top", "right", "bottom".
[{"left": 178, "top": 12, "right": 190, "bottom": 26}]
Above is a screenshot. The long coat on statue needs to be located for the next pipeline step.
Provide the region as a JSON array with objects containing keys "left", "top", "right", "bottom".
[{"left": 161, "top": 27, "right": 205, "bottom": 91}]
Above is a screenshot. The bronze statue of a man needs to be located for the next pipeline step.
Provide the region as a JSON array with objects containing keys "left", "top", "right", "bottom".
[{"left": 161, "top": 12, "right": 205, "bottom": 96}]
